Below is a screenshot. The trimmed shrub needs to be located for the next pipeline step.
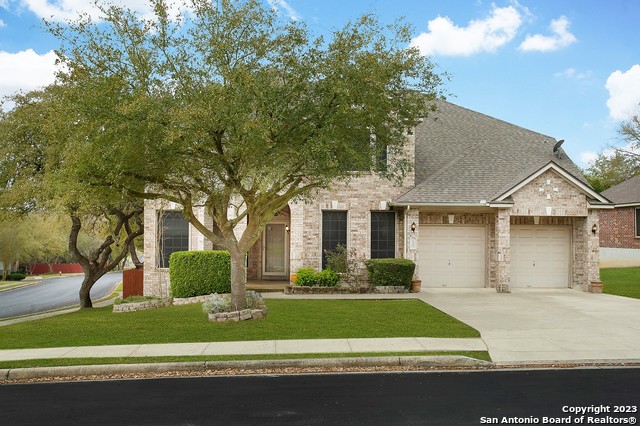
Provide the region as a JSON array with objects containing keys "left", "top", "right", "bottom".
[
  {"left": 169, "top": 250, "right": 231, "bottom": 297},
  {"left": 364, "top": 258, "right": 416, "bottom": 289},
  {"left": 315, "top": 269, "right": 340, "bottom": 287},
  {"left": 294, "top": 267, "right": 317, "bottom": 287},
  {"left": 6, "top": 273, "right": 26, "bottom": 281},
  {"left": 293, "top": 267, "right": 340, "bottom": 287}
]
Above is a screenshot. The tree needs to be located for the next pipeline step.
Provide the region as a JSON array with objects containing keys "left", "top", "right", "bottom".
[
  {"left": 0, "top": 214, "right": 39, "bottom": 280},
  {"left": 583, "top": 110, "right": 640, "bottom": 192},
  {"left": 47, "top": 0, "right": 445, "bottom": 309},
  {"left": 0, "top": 87, "right": 144, "bottom": 308},
  {"left": 584, "top": 150, "right": 640, "bottom": 193}
]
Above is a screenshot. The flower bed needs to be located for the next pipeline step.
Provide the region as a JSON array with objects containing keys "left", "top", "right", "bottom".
[{"left": 284, "top": 285, "right": 406, "bottom": 295}]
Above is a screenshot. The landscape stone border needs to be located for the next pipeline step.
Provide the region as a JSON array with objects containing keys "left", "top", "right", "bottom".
[
  {"left": 208, "top": 307, "right": 268, "bottom": 322},
  {"left": 284, "top": 285, "right": 407, "bottom": 295},
  {"left": 112, "top": 294, "right": 220, "bottom": 313},
  {"left": 112, "top": 298, "right": 172, "bottom": 313},
  {"left": 205, "top": 292, "right": 268, "bottom": 323}
]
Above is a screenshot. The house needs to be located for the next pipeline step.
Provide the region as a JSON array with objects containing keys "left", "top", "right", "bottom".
[
  {"left": 143, "top": 100, "right": 611, "bottom": 296},
  {"left": 599, "top": 174, "right": 640, "bottom": 267}
]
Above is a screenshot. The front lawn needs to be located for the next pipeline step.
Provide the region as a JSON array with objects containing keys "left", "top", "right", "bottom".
[
  {"left": 0, "top": 299, "right": 479, "bottom": 349},
  {"left": 601, "top": 267, "right": 640, "bottom": 299}
]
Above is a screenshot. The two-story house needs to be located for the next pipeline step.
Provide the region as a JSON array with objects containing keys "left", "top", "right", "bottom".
[{"left": 143, "top": 100, "right": 610, "bottom": 296}]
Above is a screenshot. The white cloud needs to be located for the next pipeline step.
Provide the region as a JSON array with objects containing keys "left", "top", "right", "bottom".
[
  {"left": 0, "top": 49, "right": 58, "bottom": 106},
  {"left": 518, "top": 16, "right": 576, "bottom": 52},
  {"left": 554, "top": 67, "right": 591, "bottom": 80},
  {"left": 410, "top": 5, "right": 522, "bottom": 56},
  {"left": 0, "top": 19, "right": 5, "bottom": 29},
  {"left": 579, "top": 151, "right": 598, "bottom": 165},
  {"left": 606, "top": 64, "right": 640, "bottom": 121},
  {"left": 267, "top": 0, "right": 301, "bottom": 21}
]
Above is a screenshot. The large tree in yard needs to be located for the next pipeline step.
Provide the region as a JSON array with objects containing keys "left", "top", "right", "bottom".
[
  {"left": 47, "top": 0, "right": 445, "bottom": 309},
  {"left": 0, "top": 88, "right": 144, "bottom": 308}
]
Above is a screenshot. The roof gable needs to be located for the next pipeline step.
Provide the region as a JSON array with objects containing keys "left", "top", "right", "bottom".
[{"left": 494, "top": 162, "right": 610, "bottom": 205}]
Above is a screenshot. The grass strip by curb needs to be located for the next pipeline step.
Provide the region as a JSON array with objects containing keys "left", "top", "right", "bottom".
[{"left": 0, "top": 351, "right": 491, "bottom": 370}]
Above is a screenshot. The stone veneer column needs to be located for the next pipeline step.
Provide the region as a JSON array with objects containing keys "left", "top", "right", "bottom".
[
  {"left": 405, "top": 209, "right": 420, "bottom": 279},
  {"left": 587, "top": 209, "right": 601, "bottom": 284},
  {"left": 495, "top": 209, "right": 511, "bottom": 293},
  {"left": 288, "top": 202, "right": 305, "bottom": 274}
]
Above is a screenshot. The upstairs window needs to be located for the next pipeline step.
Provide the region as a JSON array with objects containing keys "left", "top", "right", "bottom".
[
  {"left": 158, "top": 210, "right": 189, "bottom": 268},
  {"left": 371, "top": 211, "right": 396, "bottom": 258}
]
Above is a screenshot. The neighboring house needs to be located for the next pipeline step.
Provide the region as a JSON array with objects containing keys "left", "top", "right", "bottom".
[
  {"left": 143, "top": 100, "right": 611, "bottom": 296},
  {"left": 599, "top": 174, "right": 640, "bottom": 267}
]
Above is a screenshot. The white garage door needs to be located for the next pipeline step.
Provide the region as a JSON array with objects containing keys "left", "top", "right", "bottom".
[
  {"left": 419, "top": 226, "right": 486, "bottom": 288},
  {"left": 511, "top": 226, "right": 571, "bottom": 288}
]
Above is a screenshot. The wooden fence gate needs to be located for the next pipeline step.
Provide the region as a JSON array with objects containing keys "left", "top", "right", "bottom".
[{"left": 122, "top": 268, "right": 144, "bottom": 298}]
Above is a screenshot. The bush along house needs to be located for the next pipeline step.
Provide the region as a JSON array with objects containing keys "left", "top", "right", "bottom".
[{"left": 143, "top": 100, "right": 611, "bottom": 296}]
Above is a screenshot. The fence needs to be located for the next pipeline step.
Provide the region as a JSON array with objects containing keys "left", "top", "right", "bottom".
[
  {"left": 28, "top": 263, "right": 84, "bottom": 275},
  {"left": 123, "top": 268, "right": 144, "bottom": 298}
]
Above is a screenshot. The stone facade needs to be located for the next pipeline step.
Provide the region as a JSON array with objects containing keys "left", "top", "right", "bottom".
[{"left": 141, "top": 136, "right": 604, "bottom": 296}]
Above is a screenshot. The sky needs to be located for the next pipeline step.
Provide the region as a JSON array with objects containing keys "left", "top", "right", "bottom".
[{"left": 1, "top": 0, "right": 639, "bottom": 168}]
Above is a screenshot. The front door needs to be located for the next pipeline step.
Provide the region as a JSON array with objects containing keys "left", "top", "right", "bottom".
[{"left": 263, "top": 223, "right": 288, "bottom": 277}]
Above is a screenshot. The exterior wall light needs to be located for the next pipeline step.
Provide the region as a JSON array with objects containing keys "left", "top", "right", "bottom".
[
  {"left": 591, "top": 223, "right": 597, "bottom": 235},
  {"left": 285, "top": 225, "right": 290, "bottom": 233},
  {"left": 411, "top": 222, "right": 416, "bottom": 233}
]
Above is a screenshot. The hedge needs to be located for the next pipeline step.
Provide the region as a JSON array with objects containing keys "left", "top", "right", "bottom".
[
  {"left": 364, "top": 258, "right": 415, "bottom": 289},
  {"left": 293, "top": 267, "right": 340, "bottom": 287},
  {"left": 4, "top": 273, "right": 26, "bottom": 281},
  {"left": 169, "top": 250, "right": 231, "bottom": 297}
]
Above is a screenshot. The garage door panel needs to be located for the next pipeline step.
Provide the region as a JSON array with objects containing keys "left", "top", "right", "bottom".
[
  {"left": 419, "top": 226, "right": 486, "bottom": 288},
  {"left": 511, "top": 226, "right": 570, "bottom": 288}
]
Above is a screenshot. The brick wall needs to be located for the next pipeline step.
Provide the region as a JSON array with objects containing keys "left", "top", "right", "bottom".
[{"left": 599, "top": 207, "right": 640, "bottom": 249}]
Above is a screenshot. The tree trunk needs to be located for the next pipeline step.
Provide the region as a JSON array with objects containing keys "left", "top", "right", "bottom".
[
  {"left": 229, "top": 249, "right": 247, "bottom": 310},
  {"left": 78, "top": 272, "right": 101, "bottom": 308},
  {"left": 129, "top": 241, "right": 143, "bottom": 269}
]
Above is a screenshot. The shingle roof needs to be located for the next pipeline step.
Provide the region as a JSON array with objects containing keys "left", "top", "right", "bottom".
[
  {"left": 395, "top": 100, "right": 589, "bottom": 204},
  {"left": 601, "top": 174, "right": 640, "bottom": 204}
]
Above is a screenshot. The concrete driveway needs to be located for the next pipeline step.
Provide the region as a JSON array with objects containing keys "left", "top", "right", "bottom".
[{"left": 421, "top": 288, "right": 640, "bottom": 364}]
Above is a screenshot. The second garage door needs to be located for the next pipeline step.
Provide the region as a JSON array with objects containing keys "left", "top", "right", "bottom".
[
  {"left": 511, "top": 226, "right": 571, "bottom": 288},
  {"left": 419, "top": 226, "right": 486, "bottom": 288}
]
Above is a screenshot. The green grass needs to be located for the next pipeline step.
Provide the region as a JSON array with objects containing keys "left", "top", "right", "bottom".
[
  {"left": 0, "top": 299, "right": 479, "bottom": 349},
  {"left": 601, "top": 267, "right": 640, "bottom": 299},
  {"left": 0, "top": 351, "right": 491, "bottom": 369}
]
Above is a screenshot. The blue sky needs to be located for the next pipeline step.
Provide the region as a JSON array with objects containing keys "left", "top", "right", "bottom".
[{"left": 1, "top": 0, "right": 639, "bottom": 168}]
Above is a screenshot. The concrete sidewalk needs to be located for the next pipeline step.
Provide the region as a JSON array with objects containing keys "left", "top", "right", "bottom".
[{"left": 0, "top": 337, "right": 486, "bottom": 362}]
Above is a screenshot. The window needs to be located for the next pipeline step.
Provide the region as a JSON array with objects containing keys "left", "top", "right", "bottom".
[
  {"left": 322, "top": 211, "right": 347, "bottom": 268},
  {"left": 371, "top": 211, "right": 396, "bottom": 258},
  {"left": 158, "top": 210, "right": 189, "bottom": 268},
  {"left": 636, "top": 208, "right": 640, "bottom": 238}
]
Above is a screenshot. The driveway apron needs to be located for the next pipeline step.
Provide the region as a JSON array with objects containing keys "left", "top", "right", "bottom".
[{"left": 418, "top": 288, "right": 640, "bottom": 364}]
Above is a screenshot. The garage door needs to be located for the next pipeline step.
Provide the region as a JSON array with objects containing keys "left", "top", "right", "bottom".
[
  {"left": 419, "top": 226, "right": 486, "bottom": 287},
  {"left": 511, "top": 226, "right": 571, "bottom": 288}
]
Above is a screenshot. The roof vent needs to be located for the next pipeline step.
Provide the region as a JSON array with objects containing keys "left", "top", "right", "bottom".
[{"left": 553, "top": 139, "right": 565, "bottom": 159}]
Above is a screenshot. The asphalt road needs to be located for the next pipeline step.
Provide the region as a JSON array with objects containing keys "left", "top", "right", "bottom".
[
  {"left": 1, "top": 368, "right": 638, "bottom": 425},
  {"left": 0, "top": 272, "right": 122, "bottom": 319}
]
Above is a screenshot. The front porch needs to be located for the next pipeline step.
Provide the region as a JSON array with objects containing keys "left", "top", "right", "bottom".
[{"left": 247, "top": 280, "right": 288, "bottom": 293}]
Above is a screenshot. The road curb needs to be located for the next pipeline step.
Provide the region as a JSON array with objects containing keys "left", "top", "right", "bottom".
[{"left": 0, "top": 356, "right": 492, "bottom": 382}]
